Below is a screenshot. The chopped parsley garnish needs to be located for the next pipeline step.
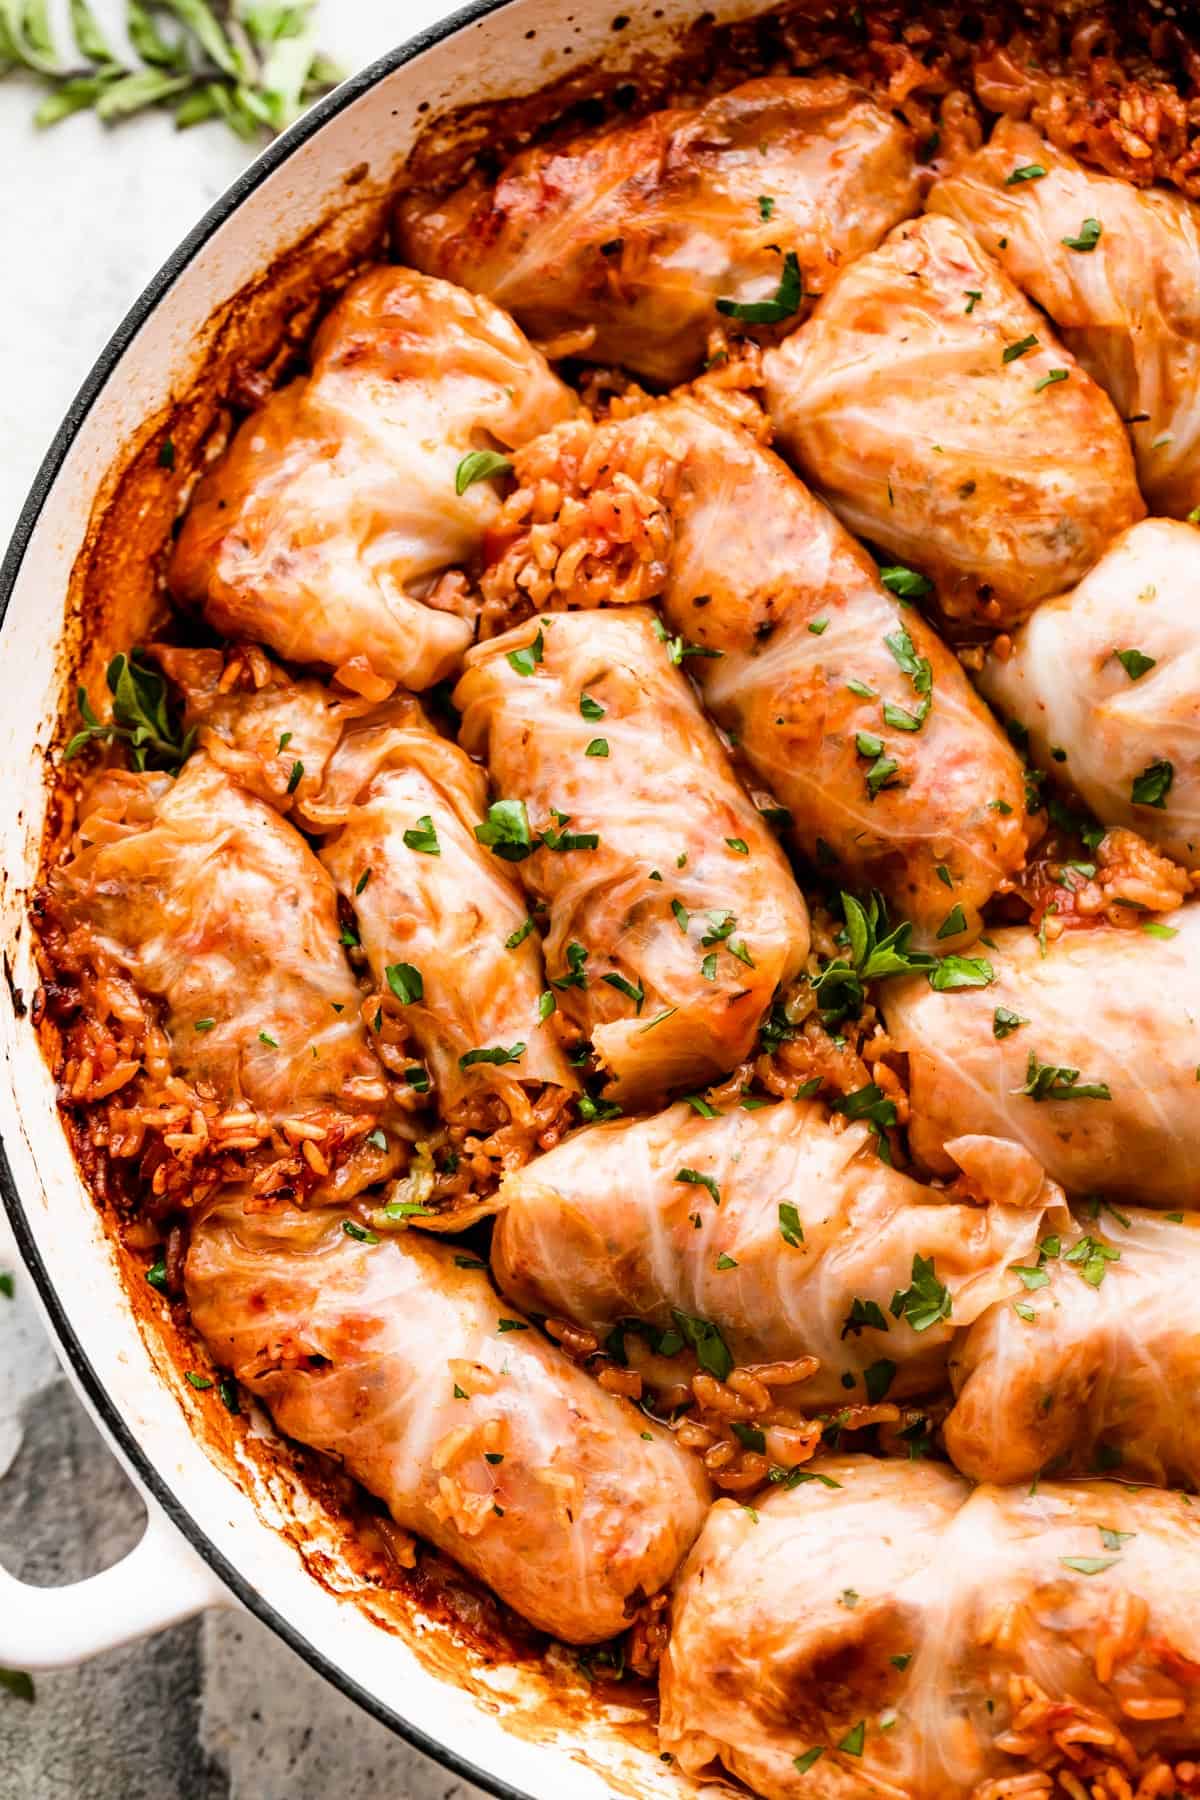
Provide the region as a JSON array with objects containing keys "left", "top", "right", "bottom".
[
  {"left": 890, "top": 1653, "right": 911, "bottom": 1671},
  {"left": 185, "top": 1371, "right": 213, "bottom": 1390},
  {"left": 671, "top": 1309, "right": 733, "bottom": 1380},
  {"left": 585, "top": 737, "right": 609, "bottom": 757},
  {"left": 808, "top": 617, "right": 829, "bottom": 635},
  {"left": 1143, "top": 921, "right": 1178, "bottom": 940},
  {"left": 963, "top": 289, "right": 982, "bottom": 313},
  {"left": 890, "top": 1254, "right": 952, "bottom": 1333},
  {"left": 730, "top": 1420, "right": 764, "bottom": 1452},
  {"left": 506, "top": 628, "right": 544, "bottom": 677},
  {"left": 460, "top": 1042, "right": 526, "bottom": 1069},
  {"left": 1010, "top": 1264, "right": 1050, "bottom": 1290},
  {"left": 846, "top": 678, "right": 877, "bottom": 699},
  {"left": 677, "top": 1167, "right": 721, "bottom": 1205},
  {"left": 1033, "top": 369, "right": 1069, "bottom": 393},
  {"left": 726, "top": 836, "right": 749, "bottom": 855},
  {"left": 475, "top": 798, "right": 534, "bottom": 861},
  {"left": 342, "top": 1219, "right": 379, "bottom": 1244},
  {"left": 580, "top": 691, "right": 605, "bottom": 720},
  {"left": 65, "top": 650, "right": 196, "bottom": 773},
  {"left": 1017, "top": 1051, "right": 1111, "bottom": 1102},
  {"left": 779, "top": 1202, "right": 804, "bottom": 1248},
  {"left": 929, "top": 954, "right": 993, "bottom": 991},
  {"left": 602, "top": 971, "right": 644, "bottom": 1012},
  {"left": 758, "top": 194, "right": 775, "bottom": 220},
  {"left": 367, "top": 1128, "right": 388, "bottom": 1151},
  {"left": 880, "top": 567, "right": 932, "bottom": 600},
  {"left": 1002, "top": 333, "right": 1039, "bottom": 363},
  {"left": 882, "top": 698, "right": 929, "bottom": 732},
  {"left": 1114, "top": 648, "right": 1156, "bottom": 681},
  {"left": 1005, "top": 163, "right": 1047, "bottom": 183},
  {"left": 1060, "top": 1555, "right": 1119, "bottom": 1576},
  {"left": 497, "top": 1318, "right": 529, "bottom": 1332},
  {"left": 936, "top": 904, "right": 967, "bottom": 940},
  {"left": 385, "top": 962, "right": 423, "bottom": 1005},
  {"left": 1063, "top": 1233, "right": 1120, "bottom": 1286},
  {"left": 505, "top": 916, "right": 535, "bottom": 950},
  {"left": 258, "top": 1030, "right": 278, "bottom": 1047},
  {"left": 541, "top": 811, "right": 599, "bottom": 851},
  {"left": 716, "top": 1252, "right": 739, "bottom": 1271},
  {"left": 683, "top": 1093, "right": 720, "bottom": 1117},
  {"left": 146, "top": 1258, "right": 168, "bottom": 1292},
  {"left": 716, "top": 249, "right": 802, "bottom": 322},
  {"left": 671, "top": 898, "right": 690, "bottom": 933},
  {"left": 455, "top": 449, "right": 513, "bottom": 495},
  {"left": 403, "top": 815, "right": 440, "bottom": 855},
  {"left": 552, "top": 941, "right": 589, "bottom": 989},
  {"left": 837, "top": 1721, "right": 866, "bottom": 1757},
  {"left": 864, "top": 1359, "right": 897, "bottom": 1403},
  {"left": 355, "top": 867, "right": 372, "bottom": 894},
  {"left": 1131, "top": 759, "right": 1173, "bottom": 808},
  {"left": 794, "top": 1749, "right": 825, "bottom": 1775},
  {"left": 865, "top": 751, "right": 900, "bottom": 798},
  {"left": 218, "top": 1377, "right": 240, "bottom": 1414},
  {"left": 1062, "top": 216, "right": 1102, "bottom": 251},
  {"left": 194, "top": 1018, "right": 216, "bottom": 1033},
  {"left": 538, "top": 991, "right": 556, "bottom": 1021},
  {"left": 842, "top": 1297, "right": 889, "bottom": 1339}
]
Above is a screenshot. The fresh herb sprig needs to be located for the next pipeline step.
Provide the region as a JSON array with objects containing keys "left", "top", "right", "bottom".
[
  {"left": 812, "top": 891, "right": 992, "bottom": 1025},
  {"left": 0, "top": 1, "right": 342, "bottom": 138},
  {"left": 65, "top": 650, "right": 195, "bottom": 773}
]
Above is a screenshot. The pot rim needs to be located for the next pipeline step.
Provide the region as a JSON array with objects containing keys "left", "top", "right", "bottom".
[{"left": 0, "top": 4, "right": 536, "bottom": 1792}]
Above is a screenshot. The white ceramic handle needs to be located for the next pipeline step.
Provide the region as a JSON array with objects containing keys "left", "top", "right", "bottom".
[{"left": 0, "top": 1500, "right": 230, "bottom": 1670}]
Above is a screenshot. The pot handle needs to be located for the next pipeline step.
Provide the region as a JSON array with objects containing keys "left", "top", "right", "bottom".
[{"left": 0, "top": 1499, "right": 230, "bottom": 1670}]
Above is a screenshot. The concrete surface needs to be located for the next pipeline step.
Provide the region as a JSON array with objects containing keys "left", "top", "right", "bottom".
[{"left": 0, "top": 4, "right": 492, "bottom": 1795}]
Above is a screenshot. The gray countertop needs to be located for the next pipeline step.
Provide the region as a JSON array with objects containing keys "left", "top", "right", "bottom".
[{"left": 0, "top": 7, "right": 490, "bottom": 1793}]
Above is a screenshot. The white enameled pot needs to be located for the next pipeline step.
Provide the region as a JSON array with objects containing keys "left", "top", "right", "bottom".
[{"left": 0, "top": 2, "right": 781, "bottom": 1792}]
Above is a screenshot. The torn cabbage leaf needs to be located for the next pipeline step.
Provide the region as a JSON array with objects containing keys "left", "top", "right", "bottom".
[
  {"left": 169, "top": 266, "right": 577, "bottom": 690},
  {"left": 947, "top": 1204, "right": 1200, "bottom": 1489},
  {"left": 979, "top": 519, "right": 1200, "bottom": 868},
  {"left": 661, "top": 1456, "right": 1200, "bottom": 1797},
  {"left": 929, "top": 118, "right": 1200, "bottom": 518},
  {"left": 885, "top": 908, "right": 1200, "bottom": 1206},
  {"left": 493, "top": 1098, "right": 1062, "bottom": 1407},
  {"left": 763, "top": 214, "right": 1143, "bottom": 627},
  {"left": 186, "top": 1195, "right": 711, "bottom": 1643},
  {"left": 397, "top": 76, "right": 920, "bottom": 383},
  {"left": 454, "top": 607, "right": 811, "bottom": 1104}
]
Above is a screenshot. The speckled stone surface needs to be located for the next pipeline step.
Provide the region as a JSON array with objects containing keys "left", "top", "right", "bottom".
[{"left": 0, "top": 7, "right": 492, "bottom": 1794}]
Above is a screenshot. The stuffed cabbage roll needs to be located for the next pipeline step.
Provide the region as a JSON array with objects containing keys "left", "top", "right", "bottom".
[
  {"left": 660, "top": 1456, "right": 1200, "bottom": 1798},
  {"left": 45, "top": 754, "right": 399, "bottom": 1196},
  {"left": 493, "top": 1098, "right": 1061, "bottom": 1408},
  {"left": 308, "top": 696, "right": 578, "bottom": 1120},
  {"left": 169, "top": 267, "right": 577, "bottom": 691},
  {"left": 186, "top": 1196, "right": 711, "bottom": 1643},
  {"left": 929, "top": 118, "right": 1200, "bottom": 517},
  {"left": 397, "top": 77, "right": 920, "bottom": 384},
  {"left": 514, "top": 396, "right": 1031, "bottom": 943},
  {"left": 763, "top": 214, "right": 1144, "bottom": 627},
  {"left": 947, "top": 1206, "right": 1200, "bottom": 1489},
  {"left": 454, "top": 607, "right": 810, "bottom": 1104},
  {"left": 885, "top": 908, "right": 1200, "bottom": 1206},
  {"left": 979, "top": 519, "right": 1200, "bottom": 868}
]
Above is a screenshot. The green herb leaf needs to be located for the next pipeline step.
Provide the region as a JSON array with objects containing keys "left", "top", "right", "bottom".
[
  {"left": 455, "top": 449, "right": 513, "bottom": 495},
  {"left": 890, "top": 1253, "right": 952, "bottom": 1333},
  {"left": 936, "top": 904, "right": 967, "bottom": 940},
  {"left": 602, "top": 970, "right": 644, "bottom": 1012},
  {"left": 185, "top": 1370, "right": 213, "bottom": 1390},
  {"left": 929, "top": 954, "right": 993, "bottom": 991},
  {"left": 1005, "top": 163, "right": 1046, "bottom": 184},
  {"left": 585, "top": 737, "right": 609, "bottom": 757},
  {"left": 579, "top": 691, "right": 605, "bottom": 721},
  {"left": 342, "top": 1219, "right": 379, "bottom": 1245},
  {"left": 1062, "top": 216, "right": 1102, "bottom": 251},
  {"left": 837, "top": 1721, "right": 866, "bottom": 1757},
  {"left": 671, "top": 1309, "right": 733, "bottom": 1380},
  {"left": 993, "top": 1006, "right": 1027, "bottom": 1038},
  {"left": 506, "top": 628, "right": 544, "bottom": 677},
  {"left": 65, "top": 650, "right": 194, "bottom": 773},
  {"left": 1114, "top": 648, "right": 1156, "bottom": 681},
  {"left": 505, "top": 916, "right": 535, "bottom": 950},
  {"left": 864, "top": 1359, "right": 897, "bottom": 1403},
  {"left": 403, "top": 814, "right": 440, "bottom": 855},
  {"left": 1002, "top": 334, "right": 1039, "bottom": 363},
  {"left": 880, "top": 568, "right": 932, "bottom": 600},
  {"left": 793, "top": 1748, "right": 825, "bottom": 1775},
  {"left": 963, "top": 289, "right": 982, "bottom": 313},
  {"left": 676, "top": 1166, "right": 721, "bottom": 1206},
  {"left": 385, "top": 962, "right": 423, "bottom": 1005},
  {"left": 1033, "top": 368, "right": 1069, "bottom": 393},
  {"left": 1060, "top": 1555, "right": 1119, "bottom": 1576},
  {"left": 1131, "top": 759, "right": 1173, "bottom": 808},
  {"left": 475, "top": 798, "right": 534, "bottom": 861},
  {"left": 0, "top": 1669, "right": 35, "bottom": 1703},
  {"left": 460, "top": 1042, "right": 526, "bottom": 1069},
  {"left": 758, "top": 194, "right": 775, "bottom": 220},
  {"left": 1017, "top": 1050, "right": 1111, "bottom": 1103},
  {"left": 716, "top": 250, "right": 802, "bottom": 322},
  {"left": 778, "top": 1202, "right": 804, "bottom": 1248}
]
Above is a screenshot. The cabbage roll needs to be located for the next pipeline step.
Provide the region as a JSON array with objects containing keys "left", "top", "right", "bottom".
[
  {"left": 186, "top": 1196, "right": 711, "bottom": 1643},
  {"left": 763, "top": 214, "right": 1143, "bottom": 627},
  {"left": 929, "top": 118, "right": 1200, "bottom": 517},
  {"left": 397, "top": 77, "right": 919, "bottom": 384},
  {"left": 660, "top": 1457, "right": 1200, "bottom": 1798},
  {"left": 45, "top": 755, "right": 399, "bottom": 1194},
  {"left": 947, "top": 1206, "right": 1200, "bottom": 1489},
  {"left": 535, "top": 396, "right": 1031, "bottom": 944},
  {"left": 169, "top": 267, "right": 577, "bottom": 690},
  {"left": 308, "top": 697, "right": 578, "bottom": 1119},
  {"left": 885, "top": 908, "right": 1200, "bottom": 1206},
  {"left": 493, "top": 1098, "right": 1061, "bottom": 1408},
  {"left": 454, "top": 607, "right": 810, "bottom": 1104},
  {"left": 979, "top": 519, "right": 1200, "bottom": 868}
]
